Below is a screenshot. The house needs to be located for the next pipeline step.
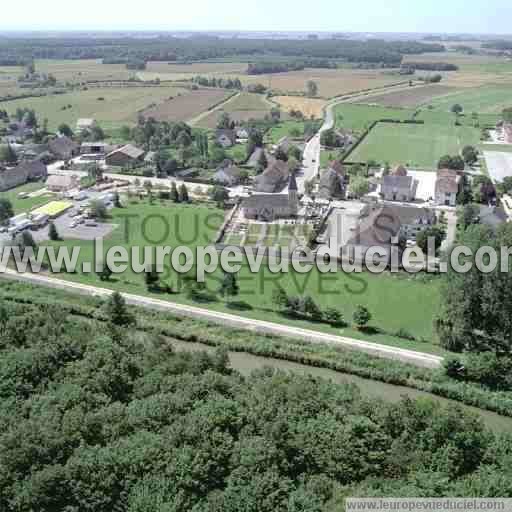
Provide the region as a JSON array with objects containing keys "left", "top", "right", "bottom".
[
  {"left": 334, "top": 128, "right": 356, "bottom": 147},
  {"left": 216, "top": 129, "right": 236, "bottom": 148},
  {"left": 348, "top": 204, "right": 436, "bottom": 253},
  {"left": 242, "top": 174, "right": 298, "bottom": 221},
  {"left": 380, "top": 165, "right": 418, "bottom": 202},
  {"left": 0, "top": 160, "right": 47, "bottom": 192},
  {"left": 435, "top": 169, "right": 460, "bottom": 207},
  {"left": 214, "top": 161, "right": 243, "bottom": 186},
  {"left": 254, "top": 160, "right": 289, "bottom": 193},
  {"left": 236, "top": 127, "right": 250, "bottom": 140},
  {"left": 5, "top": 121, "right": 34, "bottom": 143},
  {"left": 105, "top": 144, "right": 145, "bottom": 167},
  {"left": 46, "top": 174, "right": 79, "bottom": 193},
  {"left": 318, "top": 161, "right": 346, "bottom": 200},
  {"left": 48, "top": 136, "right": 80, "bottom": 160},
  {"left": 80, "top": 142, "right": 110, "bottom": 155},
  {"left": 246, "top": 147, "right": 271, "bottom": 169},
  {"left": 15, "top": 143, "right": 49, "bottom": 162},
  {"left": 76, "top": 118, "right": 98, "bottom": 134}
]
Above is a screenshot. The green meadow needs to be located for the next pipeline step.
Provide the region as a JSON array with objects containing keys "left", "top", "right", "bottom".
[
  {"left": 347, "top": 122, "right": 480, "bottom": 168},
  {"left": 43, "top": 200, "right": 443, "bottom": 354}
]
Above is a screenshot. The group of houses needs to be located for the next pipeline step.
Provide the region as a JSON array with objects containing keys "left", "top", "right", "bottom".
[
  {"left": 215, "top": 127, "right": 249, "bottom": 148},
  {"left": 379, "top": 165, "right": 459, "bottom": 207}
]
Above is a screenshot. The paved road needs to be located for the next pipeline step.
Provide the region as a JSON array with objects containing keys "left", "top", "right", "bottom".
[
  {"left": 295, "top": 81, "right": 422, "bottom": 194},
  {"left": 0, "top": 268, "right": 443, "bottom": 369}
]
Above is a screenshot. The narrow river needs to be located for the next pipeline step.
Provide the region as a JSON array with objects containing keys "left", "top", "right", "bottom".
[{"left": 169, "top": 339, "right": 512, "bottom": 434}]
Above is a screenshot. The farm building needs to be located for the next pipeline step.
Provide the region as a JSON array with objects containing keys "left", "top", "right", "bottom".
[
  {"left": 214, "top": 161, "right": 243, "bottom": 186},
  {"left": 242, "top": 174, "right": 298, "bottom": 221},
  {"left": 318, "top": 161, "right": 346, "bottom": 200},
  {"left": 215, "top": 129, "right": 236, "bottom": 148},
  {"left": 0, "top": 160, "right": 47, "bottom": 192},
  {"left": 347, "top": 204, "right": 436, "bottom": 256},
  {"left": 46, "top": 175, "right": 79, "bottom": 193},
  {"left": 48, "top": 136, "right": 80, "bottom": 160},
  {"left": 105, "top": 144, "right": 145, "bottom": 167},
  {"left": 254, "top": 160, "right": 290, "bottom": 193},
  {"left": 435, "top": 169, "right": 460, "bottom": 207},
  {"left": 380, "top": 166, "right": 418, "bottom": 202},
  {"left": 76, "top": 118, "right": 98, "bottom": 134}
]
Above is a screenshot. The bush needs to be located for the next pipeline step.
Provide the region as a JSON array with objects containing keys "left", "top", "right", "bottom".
[{"left": 352, "top": 305, "right": 371, "bottom": 329}]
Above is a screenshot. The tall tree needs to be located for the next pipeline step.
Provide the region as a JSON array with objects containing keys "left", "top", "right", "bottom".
[
  {"left": 0, "top": 198, "right": 14, "bottom": 224},
  {"left": 106, "top": 291, "right": 135, "bottom": 327},
  {"left": 306, "top": 80, "right": 318, "bottom": 97},
  {"left": 178, "top": 183, "right": 189, "bottom": 203},
  {"left": 219, "top": 271, "right": 239, "bottom": 302}
]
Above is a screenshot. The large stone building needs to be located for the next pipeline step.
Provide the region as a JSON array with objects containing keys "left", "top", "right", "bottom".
[
  {"left": 380, "top": 165, "right": 418, "bottom": 202},
  {"left": 435, "top": 169, "right": 460, "bottom": 207},
  {"left": 46, "top": 174, "right": 79, "bottom": 193},
  {"left": 242, "top": 174, "right": 298, "bottom": 221},
  {"left": 0, "top": 160, "right": 47, "bottom": 192},
  {"left": 105, "top": 144, "right": 145, "bottom": 167},
  {"left": 254, "top": 160, "right": 290, "bottom": 193},
  {"left": 318, "top": 161, "right": 346, "bottom": 200},
  {"left": 347, "top": 204, "right": 436, "bottom": 256}
]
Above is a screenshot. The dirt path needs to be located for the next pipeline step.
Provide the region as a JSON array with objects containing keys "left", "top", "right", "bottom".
[{"left": 188, "top": 91, "right": 241, "bottom": 126}]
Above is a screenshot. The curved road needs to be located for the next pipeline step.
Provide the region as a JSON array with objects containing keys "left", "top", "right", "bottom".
[
  {"left": 297, "top": 81, "right": 429, "bottom": 193},
  {"left": 1, "top": 269, "right": 443, "bottom": 369}
]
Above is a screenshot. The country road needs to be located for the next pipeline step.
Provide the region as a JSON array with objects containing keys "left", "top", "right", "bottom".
[
  {"left": 0, "top": 269, "right": 443, "bottom": 369},
  {"left": 295, "top": 80, "right": 424, "bottom": 194}
]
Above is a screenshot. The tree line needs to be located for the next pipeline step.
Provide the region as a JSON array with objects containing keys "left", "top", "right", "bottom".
[
  {"left": 0, "top": 36, "right": 445, "bottom": 66},
  {"left": 0, "top": 295, "right": 510, "bottom": 511}
]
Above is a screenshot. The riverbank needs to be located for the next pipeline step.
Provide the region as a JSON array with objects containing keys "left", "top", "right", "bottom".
[
  {"left": 170, "top": 338, "right": 512, "bottom": 433},
  {"left": 1, "top": 280, "right": 512, "bottom": 424}
]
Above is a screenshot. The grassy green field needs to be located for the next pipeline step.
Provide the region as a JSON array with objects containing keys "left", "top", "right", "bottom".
[
  {"left": 267, "top": 120, "right": 305, "bottom": 143},
  {"left": 0, "top": 182, "right": 54, "bottom": 214},
  {"left": 347, "top": 122, "right": 481, "bottom": 168},
  {"left": 415, "top": 109, "right": 499, "bottom": 128},
  {"left": 42, "top": 199, "right": 443, "bottom": 353},
  {"left": 334, "top": 104, "right": 415, "bottom": 132},
  {"left": 196, "top": 92, "right": 273, "bottom": 129},
  {"left": 224, "top": 143, "right": 248, "bottom": 163},
  {"left": 2, "top": 86, "right": 189, "bottom": 131},
  {"left": 424, "top": 85, "right": 512, "bottom": 114}
]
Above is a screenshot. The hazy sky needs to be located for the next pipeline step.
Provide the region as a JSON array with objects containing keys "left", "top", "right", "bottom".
[{"left": 2, "top": 0, "right": 512, "bottom": 34}]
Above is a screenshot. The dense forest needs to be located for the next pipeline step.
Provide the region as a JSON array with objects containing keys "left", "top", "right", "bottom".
[
  {"left": 0, "top": 36, "right": 445, "bottom": 66},
  {"left": 0, "top": 295, "right": 511, "bottom": 511},
  {"left": 404, "top": 62, "right": 459, "bottom": 71}
]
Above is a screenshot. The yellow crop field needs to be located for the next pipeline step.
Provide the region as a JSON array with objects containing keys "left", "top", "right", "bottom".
[{"left": 272, "top": 96, "right": 327, "bottom": 118}]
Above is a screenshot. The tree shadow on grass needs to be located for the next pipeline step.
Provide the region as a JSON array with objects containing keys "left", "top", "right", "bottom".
[
  {"left": 356, "top": 325, "right": 382, "bottom": 336},
  {"left": 226, "top": 300, "right": 253, "bottom": 312}
]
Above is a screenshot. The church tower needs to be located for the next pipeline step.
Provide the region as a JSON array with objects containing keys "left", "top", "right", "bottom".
[{"left": 288, "top": 172, "right": 298, "bottom": 216}]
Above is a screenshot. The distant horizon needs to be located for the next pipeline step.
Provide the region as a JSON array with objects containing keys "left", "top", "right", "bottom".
[
  {"left": 0, "top": 29, "right": 510, "bottom": 39},
  {"left": 1, "top": 0, "right": 511, "bottom": 35}
]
